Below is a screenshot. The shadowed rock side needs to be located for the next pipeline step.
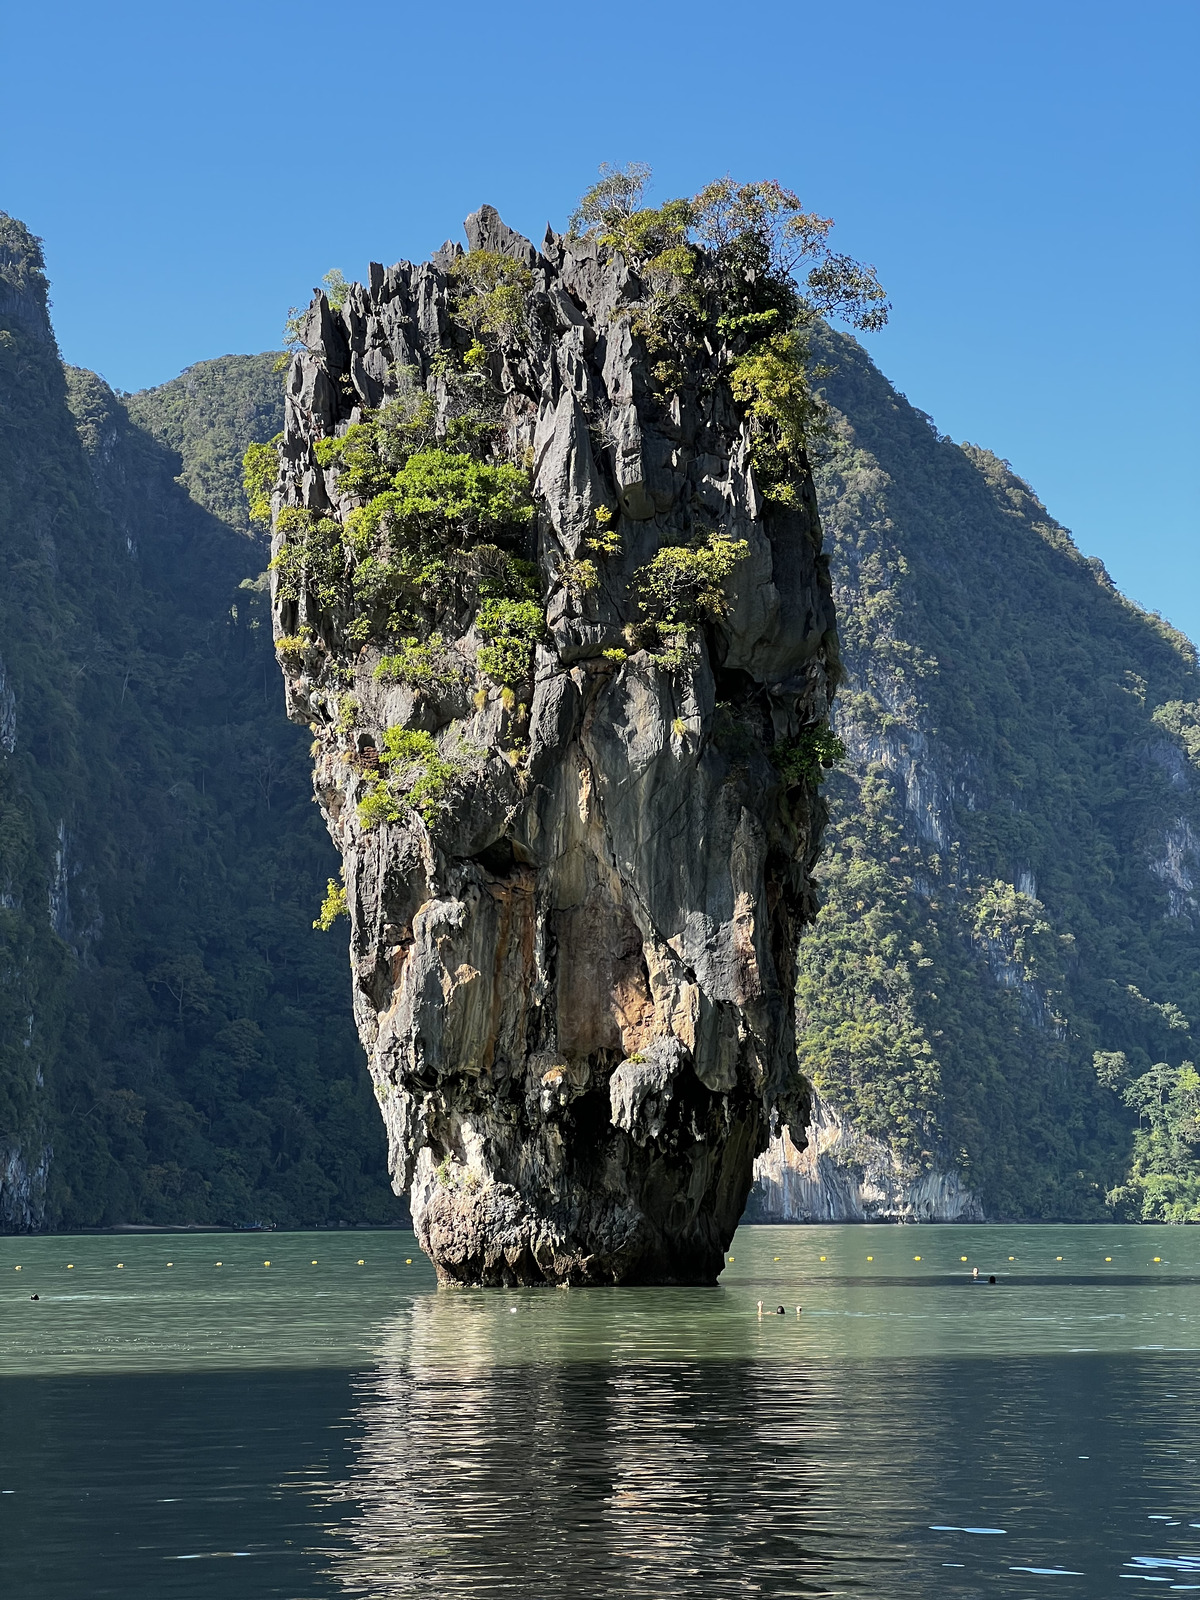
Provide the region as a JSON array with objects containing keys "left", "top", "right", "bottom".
[{"left": 271, "top": 208, "right": 838, "bottom": 1284}]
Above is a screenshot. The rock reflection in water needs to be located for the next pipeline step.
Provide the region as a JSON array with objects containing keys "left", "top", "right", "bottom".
[
  {"left": 314, "top": 1290, "right": 1200, "bottom": 1598},
  {"left": 320, "top": 1296, "right": 884, "bottom": 1598}
]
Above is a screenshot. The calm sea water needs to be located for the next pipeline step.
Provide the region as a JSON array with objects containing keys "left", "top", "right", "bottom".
[{"left": 2, "top": 1224, "right": 1199, "bottom": 1598}]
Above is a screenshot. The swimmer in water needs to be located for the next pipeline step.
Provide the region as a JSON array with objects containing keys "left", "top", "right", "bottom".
[
  {"left": 30, "top": 1293, "right": 39, "bottom": 1301},
  {"left": 988, "top": 1274, "right": 996, "bottom": 1283},
  {"left": 972, "top": 1266, "right": 979, "bottom": 1280}
]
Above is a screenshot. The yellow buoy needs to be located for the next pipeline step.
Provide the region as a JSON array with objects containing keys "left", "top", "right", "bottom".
[
  {"left": 961, "top": 1256, "right": 968, "bottom": 1262},
  {"left": 774, "top": 1256, "right": 780, "bottom": 1261},
  {"left": 914, "top": 1256, "right": 921, "bottom": 1262},
  {"left": 406, "top": 1258, "right": 412, "bottom": 1264},
  {"left": 117, "top": 1263, "right": 123, "bottom": 1269},
  {"left": 215, "top": 1262, "right": 222, "bottom": 1267},
  {"left": 13, "top": 1266, "right": 19, "bottom": 1272},
  {"left": 1009, "top": 1256, "right": 1015, "bottom": 1261},
  {"left": 264, "top": 1261, "right": 271, "bottom": 1267},
  {"left": 312, "top": 1260, "right": 318, "bottom": 1265},
  {"left": 1154, "top": 1257, "right": 1162, "bottom": 1263},
  {"left": 67, "top": 1264, "right": 73, "bottom": 1269},
  {"left": 167, "top": 1262, "right": 173, "bottom": 1267},
  {"left": 357, "top": 1259, "right": 365, "bottom": 1265},
  {"left": 819, "top": 1256, "right": 826, "bottom": 1262},
  {"left": 1106, "top": 1257, "right": 1112, "bottom": 1262},
  {"left": 866, "top": 1255, "right": 873, "bottom": 1261}
]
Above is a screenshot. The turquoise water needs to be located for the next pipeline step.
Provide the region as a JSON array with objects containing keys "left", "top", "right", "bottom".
[{"left": 2, "top": 1223, "right": 1199, "bottom": 1596}]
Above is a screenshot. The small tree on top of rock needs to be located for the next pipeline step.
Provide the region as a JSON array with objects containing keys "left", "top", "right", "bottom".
[{"left": 569, "top": 164, "right": 889, "bottom": 502}]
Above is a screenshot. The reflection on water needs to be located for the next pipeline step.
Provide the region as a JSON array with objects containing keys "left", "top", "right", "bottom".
[
  {"left": 317, "top": 1229, "right": 1200, "bottom": 1600},
  {"left": 326, "top": 1307, "right": 1200, "bottom": 1598},
  {"left": 2, "top": 1225, "right": 1200, "bottom": 1598},
  {"left": 326, "top": 1301, "right": 877, "bottom": 1597}
]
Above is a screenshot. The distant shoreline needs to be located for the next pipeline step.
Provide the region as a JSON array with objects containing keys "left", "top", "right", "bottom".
[{"left": 0, "top": 1217, "right": 1192, "bottom": 1240}]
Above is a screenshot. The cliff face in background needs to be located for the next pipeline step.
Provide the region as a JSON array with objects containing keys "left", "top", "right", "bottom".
[
  {"left": 751, "top": 1089, "right": 984, "bottom": 1223},
  {"left": 749, "top": 327, "right": 1200, "bottom": 1223},
  {"left": 272, "top": 209, "right": 837, "bottom": 1283},
  {"left": 0, "top": 213, "right": 398, "bottom": 1231}
]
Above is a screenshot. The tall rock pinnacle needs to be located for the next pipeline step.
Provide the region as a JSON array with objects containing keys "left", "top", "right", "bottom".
[{"left": 269, "top": 204, "right": 839, "bottom": 1283}]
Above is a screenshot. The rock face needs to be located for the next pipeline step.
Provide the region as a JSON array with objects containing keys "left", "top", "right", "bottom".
[
  {"left": 746, "top": 1091, "right": 984, "bottom": 1222},
  {"left": 271, "top": 207, "right": 839, "bottom": 1284}
]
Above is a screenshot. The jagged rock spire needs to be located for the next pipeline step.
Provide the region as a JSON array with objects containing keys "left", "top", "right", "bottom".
[{"left": 271, "top": 209, "right": 838, "bottom": 1284}]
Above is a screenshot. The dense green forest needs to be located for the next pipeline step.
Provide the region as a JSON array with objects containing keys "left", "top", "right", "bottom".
[
  {"left": 0, "top": 213, "right": 400, "bottom": 1229},
  {"left": 803, "top": 327, "right": 1200, "bottom": 1219},
  {"left": 1, "top": 207, "right": 1197, "bottom": 1229}
]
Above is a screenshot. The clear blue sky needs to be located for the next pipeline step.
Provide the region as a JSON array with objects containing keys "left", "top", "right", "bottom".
[{"left": 4, "top": 0, "right": 1197, "bottom": 642}]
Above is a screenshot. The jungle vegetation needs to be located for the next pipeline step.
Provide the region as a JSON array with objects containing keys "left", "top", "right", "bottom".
[
  {"left": 802, "top": 324, "right": 1200, "bottom": 1220},
  {"left": 0, "top": 212, "right": 400, "bottom": 1229}
]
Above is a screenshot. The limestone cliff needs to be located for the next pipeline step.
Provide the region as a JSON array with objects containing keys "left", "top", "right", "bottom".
[
  {"left": 750, "top": 327, "right": 1200, "bottom": 1223},
  {"left": 270, "top": 207, "right": 839, "bottom": 1283},
  {"left": 747, "top": 1090, "right": 983, "bottom": 1222}
]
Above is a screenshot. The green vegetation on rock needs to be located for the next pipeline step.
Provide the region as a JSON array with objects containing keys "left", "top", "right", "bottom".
[
  {"left": 634, "top": 533, "right": 749, "bottom": 627},
  {"left": 313, "top": 879, "right": 348, "bottom": 930},
  {"left": 474, "top": 598, "right": 543, "bottom": 686},
  {"left": 374, "top": 635, "right": 461, "bottom": 692},
  {"left": 571, "top": 164, "right": 888, "bottom": 487},
  {"left": 449, "top": 249, "right": 533, "bottom": 347},
  {"left": 357, "top": 727, "right": 478, "bottom": 831}
]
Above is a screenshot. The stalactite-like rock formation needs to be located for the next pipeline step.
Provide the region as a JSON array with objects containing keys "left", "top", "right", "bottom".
[{"left": 270, "top": 206, "right": 838, "bottom": 1283}]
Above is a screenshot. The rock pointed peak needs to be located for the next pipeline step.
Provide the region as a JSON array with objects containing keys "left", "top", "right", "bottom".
[
  {"left": 429, "top": 238, "right": 463, "bottom": 273},
  {"left": 463, "top": 205, "right": 539, "bottom": 268}
]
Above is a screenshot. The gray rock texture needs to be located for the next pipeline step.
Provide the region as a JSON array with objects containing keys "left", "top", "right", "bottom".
[
  {"left": 0, "top": 653, "right": 16, "bottom": 755},
  {"left": 271, "top": 207, "right": 839, "bottom": 1284},
  {"left": 746, "top": 1092, "right": 984, "bottom": 1222},
  {"left": 0, "top": 1143, "right": 51, "bottom": 1232}
]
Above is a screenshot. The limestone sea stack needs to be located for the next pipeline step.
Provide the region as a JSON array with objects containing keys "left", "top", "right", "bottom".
[{"left": 268, "top": 204, "right": 839, "bottom": 1284}]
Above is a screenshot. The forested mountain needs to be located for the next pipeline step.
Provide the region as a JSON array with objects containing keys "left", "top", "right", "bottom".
[
  {"left": 2, "top": 208, "right": 1197, "bottom": 1230},
  {"left": 752, "top": 328, "right": 1200, "bottom": 1223},
  {"left": 0, "top": 213, "right": 399, "bottom": 1229}
]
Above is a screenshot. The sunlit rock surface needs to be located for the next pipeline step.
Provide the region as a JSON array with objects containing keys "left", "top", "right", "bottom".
[{"left": 747, "top": 1091, "right": 984, "bottom": 1222}]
